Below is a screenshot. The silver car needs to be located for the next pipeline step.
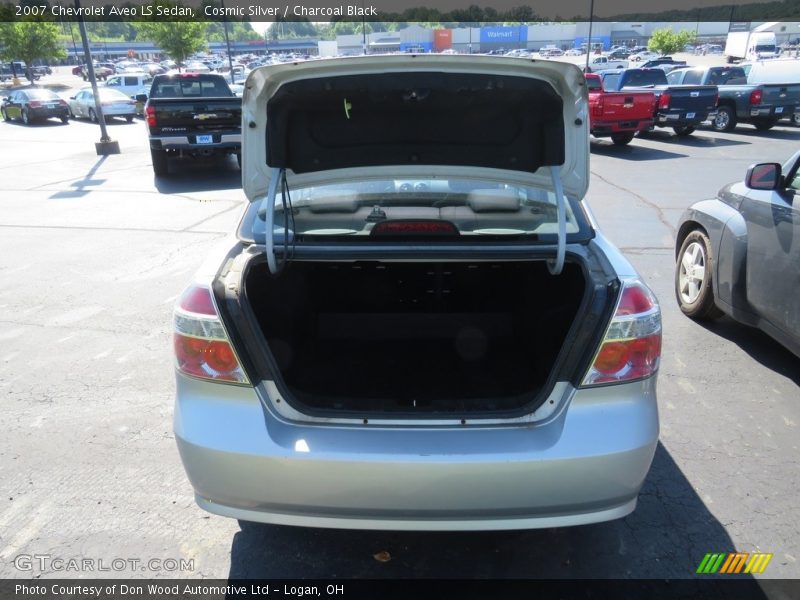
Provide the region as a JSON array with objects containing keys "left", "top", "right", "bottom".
[
  {"left": 68, "top": 87, "right": 137, "bottom": 123},
  {"left": 174, "top": 56, "right": 661, "bottom": 530}
]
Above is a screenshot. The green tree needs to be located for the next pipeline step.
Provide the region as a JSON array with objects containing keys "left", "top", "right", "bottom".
[
  {"left": 647, "top": 28, "right": 696, "bottom": 55},
  {"left": 0, "top": 20, "right": 66, "bottom": 76},
  {"left": 135, "top": 21, "right": 208, "bottom": 66}
]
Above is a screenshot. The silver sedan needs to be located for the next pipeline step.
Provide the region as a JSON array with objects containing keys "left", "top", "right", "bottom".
[{"left": 68, "top": 88, "right": 137, "bottom": 123}]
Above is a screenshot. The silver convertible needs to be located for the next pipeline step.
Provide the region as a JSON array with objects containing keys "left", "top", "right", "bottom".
[{"left": 173, "top": 56, "right": 661, "bottom": 530}]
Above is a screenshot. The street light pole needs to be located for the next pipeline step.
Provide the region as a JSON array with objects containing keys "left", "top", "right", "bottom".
[
  {"left": 220, "top": 0, "right": 236, "bottom": 84},
  {"left": 585, "top": 0, "right": 595, "bottom": 71},
  {"left": 75, "top": 0, "right": 119, "bottom": 155}
]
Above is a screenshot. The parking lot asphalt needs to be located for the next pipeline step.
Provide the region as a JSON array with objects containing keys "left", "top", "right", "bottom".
[{"left": 0, "top": 71, "right": 799, "bottom": 580}]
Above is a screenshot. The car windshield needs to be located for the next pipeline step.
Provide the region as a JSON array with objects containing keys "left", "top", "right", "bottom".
[
  {"left": 254, "top": 177, "right": 589, "bottom": 240},
  {"left": 707, "top": 67, "right": 747, "bottom": 85},
  {"left": 622, "top": 70, "right": 666, "bottom": 87}
]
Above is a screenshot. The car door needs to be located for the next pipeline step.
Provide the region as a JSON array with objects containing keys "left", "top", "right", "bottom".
[
  {"left": 75, "top": 91, "right": 90, "bottom": 117},
  {"left": 740, "top": 154, "right": 800, "bottom": 339},
  {"left": 6, "top": 92, "right": 22, "bottom": 118}
]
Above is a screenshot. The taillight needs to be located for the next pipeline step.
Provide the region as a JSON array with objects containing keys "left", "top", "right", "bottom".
[
  {"left": 592, "top": 93, "right": 604, "bottom": 117},
  {"left": 58, "top": 99, "right": 68, "bottom": 106},
  {"left": 173, "top": 285, "right": 249, "bottom": 385},
  {"left": 582, "top": 280, "right": 661, "bottom": 386},
  {"left": 145, "top": 104, "right": 156, "bottom": 127},
  {"left": 749, "top": 89, "right": 762, "bottom": 105},
  {"left": 657, "top": 92, "right": 670, "bottom": 110},
  {"left": 28, "top": 101, "right": 42, "bottom": 108}
]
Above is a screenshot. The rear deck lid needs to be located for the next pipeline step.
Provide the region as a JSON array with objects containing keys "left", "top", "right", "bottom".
[{"left": 242, "top": 55, "right": 589, "bottom": 201}]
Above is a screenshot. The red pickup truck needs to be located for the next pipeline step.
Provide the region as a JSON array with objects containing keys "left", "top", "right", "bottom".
[{"left": 585, "top": 73, "right": 656, "bottom": 145}]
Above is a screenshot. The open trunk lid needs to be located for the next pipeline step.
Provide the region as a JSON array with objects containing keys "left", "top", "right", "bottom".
[{"left": 241, "top": 55, "right": 589, "bottom": 202}]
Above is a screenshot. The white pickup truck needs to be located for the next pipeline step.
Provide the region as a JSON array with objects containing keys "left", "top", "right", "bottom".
[{"left": 586, "top": 55, "right": 629, "bottom": 71}]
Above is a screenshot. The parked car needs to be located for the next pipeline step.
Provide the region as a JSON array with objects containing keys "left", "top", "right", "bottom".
[
  {"left": 630, "top": 51, "right": 659, "bottom": 63},
  {"left": 586, "top": 55, "right": 628, "bottom": 71},
  {"left": 598, "top": 68, "right": 718, "bottom": 136},
  {"left": 73, "top": 63, "right": 113, "bottom": 81},
  {"left": 675, "top": 151, "right": 800, "bottom": 357},
  {"left": 142, "top": 73, "right": 241, "bottom": 175},
  {"left": 565, "top": 48, "right": 584, "bottom": 56},
  {"left": 585, "top": 73, "right": 656, "bottom": 145},
  {"left": 640, "top": 57, "right": 687, "bottom": 70},
  {"left": 172, "top": 55, "right": 661, "bottom": 531},
  {"left": 666, "top": 66, "right": 800, "bottom": 132},
  {"left": 103, "top": 72, "right": 153, "bottom": 98},
  {"left": 1, "top": 89, "right": 69, "bottom": 125},
  {"left": 608, "top": 49, "right": 631, "bottom": 60},
  {"left": 67, "top": 88, "right": 137, "bottom": 123}
]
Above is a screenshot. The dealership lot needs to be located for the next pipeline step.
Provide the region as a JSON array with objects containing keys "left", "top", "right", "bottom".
[{"left": 0, "top": 79, "right": 799, "bottom": 579}]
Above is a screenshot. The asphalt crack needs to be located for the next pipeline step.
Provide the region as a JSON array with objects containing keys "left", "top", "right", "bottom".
[{"left": 592, "top": 170, "right": 677, "bottom": 238}]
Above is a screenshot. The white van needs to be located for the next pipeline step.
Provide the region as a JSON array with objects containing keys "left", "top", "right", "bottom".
[
  {"left": 103, "top": 72, "right": 153, "bottom": 98},
  {"left": 741, "top": 58, "right": 800, "bottom": 84}
]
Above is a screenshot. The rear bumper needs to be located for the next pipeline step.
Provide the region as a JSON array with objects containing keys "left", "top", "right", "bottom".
[
  {"left": 174, "top": 374, "right": 659, "bottom": 531},
  {"left": 30, "top": 107, "right": 69, "bottom": 119},
  {"left": 591, "top": 119, "right": 654, "bottom": 135},
  {"left": 150, "top": 132, "right": 241, "bottom": 152},
  {"left": 748, "top": 104, "right": 797, "bottom": 119},
  {"left": 656, "top": 110, "right": 713, "bottom": 127}
]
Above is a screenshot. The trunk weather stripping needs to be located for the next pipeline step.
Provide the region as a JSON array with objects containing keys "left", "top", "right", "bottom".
[
  {"left": 259, "top": 164, "right": 568, "bottom": 276},
  {"left": 547, "top": 165, "right": 566, "bottom": 275},
  {"left": 259, "top": 167, "right": 294, "bottom": 275}
]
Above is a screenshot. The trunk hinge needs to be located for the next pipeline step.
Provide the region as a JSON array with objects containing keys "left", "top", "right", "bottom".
[
  {"left": 258, "top": 167, "right": 288, "bottom": 275},
  {"left": 547, "top": 165, "right": 567, "bottom": 275}
]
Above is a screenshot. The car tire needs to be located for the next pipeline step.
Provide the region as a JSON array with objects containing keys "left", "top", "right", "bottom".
[
  {"left": 88, "top": 108, "right": 97, "bottom": 123},
  {"left": 611, "top": 132, "right": 634, "bottom": 145},
  {"left": 151, "top": 148, "right": 168, "bottom": 177},
  {"left": 673, "top": 125, "right": 695, "bottom": 136},
  {"left": 60, "top": 116, "right": 69, "bottom": 124},
  {"left": 792, "top": 112, "right": 800, "bottom": 127},
  {"left": 675, "top": 230, "right": 724, "bottom": 320},
  {"left": 752, "top": 118, "right": 776, "bottom": 131},
  {"left": 711, "top": 106, "right": 737, "bottom": 132},
  {"left": 22, "top": 109, "right": 30, "bottom": 125},
  {"left": 125, "top": 115, "right": 134, "bottom": 123}
]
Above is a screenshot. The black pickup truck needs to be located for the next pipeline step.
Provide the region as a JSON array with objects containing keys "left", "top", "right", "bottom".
[
  {"left": 598, "top": 68, "right": 718, "bottom": 136},
  {"left": 140, "top": 73, "right": 241, "bottom": 176},
  {"left": 666, "top": 65, "right": 800, "bottom": 132}
]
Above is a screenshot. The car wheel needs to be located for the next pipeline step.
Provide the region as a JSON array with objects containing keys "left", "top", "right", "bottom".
[
  {"left": 675, "top": 230, "right": 724, "bottom": 320},
  {"left": 60, "top": 116, "right": 69, "bottom": 124},
  {"left": 22, "top": 109, "right": 30, "bottom": 125},
  {"left": 611, "top": 132, "right": 634, "bottom": 145},
  {"left": 752, "top": 118, "right": 776, "bottom": 131},
  {"left": 125, "top": 115, "right": 134, "bottom": 123},
  {"left": 711, "top": 106, "right": 737, "bottom": 132},
  {"left": 792, "top": 112, "right": 800, "bottom": 127},
  {"left": 673, "top": 125, "right": 695, "bottom": 136},
  {"left": 151, "top": 148, "right": 168, "bottom": 177},
  {"left": 88, "top": 108, "right": 97, "bottom": 123}
]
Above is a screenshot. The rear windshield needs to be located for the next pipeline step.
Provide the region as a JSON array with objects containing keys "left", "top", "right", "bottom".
[
  {"left": 149, "top": 77, "right": 232, "bottom": 98},
  {"left": 25, "top": 89, "right": 59, "bottom": 100},
  {"left": 621, "top": 70, "right": 666, "bottom": 87},
  {"left": 585, "top": 77, "right": 602, "bottom": 91},
  {"left": 251, "top": 177, "right": 591, "bottom": 241},
  {"left": 706, "top": 67, "right": 747, "bottom": 85}
]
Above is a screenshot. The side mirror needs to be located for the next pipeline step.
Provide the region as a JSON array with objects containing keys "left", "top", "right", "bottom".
[
  {"left": 135, "top": 94, "right": 147, "bottom": 102},
  {"left": 69, "top": 96, "right": 75, "bottom": 100},
  {"left": 745, "top": 162, "right": 782, "bottom": 190}
]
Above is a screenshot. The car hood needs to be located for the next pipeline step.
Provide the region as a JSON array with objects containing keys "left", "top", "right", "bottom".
[{"left": 241, "top": 55, "right": 589, "bottom": 201}]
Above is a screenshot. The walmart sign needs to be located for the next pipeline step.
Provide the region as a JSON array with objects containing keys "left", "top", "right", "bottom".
[{"left": 480, "top": 26, "right": 528, "bottom": 45}]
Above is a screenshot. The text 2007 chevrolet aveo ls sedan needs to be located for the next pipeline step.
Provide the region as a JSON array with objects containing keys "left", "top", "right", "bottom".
[{"left": 173, "top": 56, "right": 661, "bottom": 530}]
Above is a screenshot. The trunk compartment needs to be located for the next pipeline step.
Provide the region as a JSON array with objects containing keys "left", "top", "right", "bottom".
[{"left": 242, "top": 259, "right": 590, "bottom": 416}]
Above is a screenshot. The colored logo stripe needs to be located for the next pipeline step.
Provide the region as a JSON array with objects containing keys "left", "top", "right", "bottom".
[{"left": 697, "top": 552, "right": 773, "bottom": 574}]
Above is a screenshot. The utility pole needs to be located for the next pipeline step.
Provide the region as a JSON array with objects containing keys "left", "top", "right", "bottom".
[
  {"left": 220, "top": 0, "right": 236, "bottom": 84},
  {"left": 585, "top": 0, "right": 595, "bottom": 71},
  {"left": 75, "top": 0, "right": 119, "bottom": 155}
]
